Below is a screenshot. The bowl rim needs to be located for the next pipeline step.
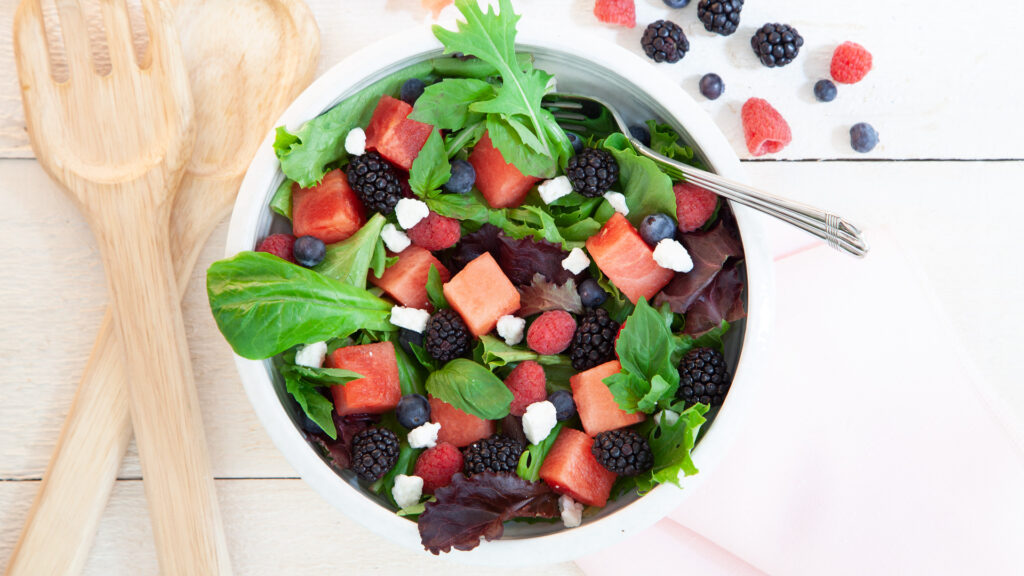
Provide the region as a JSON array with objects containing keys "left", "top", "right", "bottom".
[{"left": 226, "top": 22, "right": 774, "bottom": 566}]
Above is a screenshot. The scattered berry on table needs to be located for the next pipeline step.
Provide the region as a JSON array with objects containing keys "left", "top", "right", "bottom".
[
  {"left": 443, "top": 158, "right": 476, "bottom": 194},
  {"left": 699, "top": 73, "right": 724, "bottom": 100},
  {"left": 396, "top": 393, "right": 432, "bottom": 429},
  {"left": 527, "top": 311, "right": 577, "bottom": 356},
  {"left": 408, "top": 421, "right": 441, "bottom": 449},
  {"left": 398, "top": 327, "right": 424, "bottom": 355},
  {"left": 740, "top": 97, "right": 793, "bottom": 156},
  {"left": 641, "top": 20, "right": 689, "bottom": 64},
  {"left": 414, "top": 442, "right": 464, "bottom": 493},
  {"left": 698, "top": 0, "right": 743, "bottom": 36},
  {"left": 566, "top": 132, "right": 585, "bottom": 155},
  {"left": 629, "top": 124, "right": 651, "bottom": 147},
  {"left": 593, "top": 0, "right": 636, "bottom": 28},
  {"left": 831, "top": 41, "right": 873, "bottom": 84},
  {"left": 676, "top": 346, "right": 731, "bottom": 407},
  {"left": 424, "top": 308, "right": 471, "bottom": 362},
  {"left": 591, "top": 429, "right": 654, "bottom": 476},
  {"left": 347, "top": 151, "right": 403, "bottom": 215},
  {"left": 814, "top": 79, "right": 838, "bottom": 102},
  {"left": 850, "top": 122, "right": 879, "bottom": 153},
  {"left": 462, "top": 434, "right": 524, "bottom": 476},
  {"left": 750, "top": 23, "right": 803, "bottom": 68},
  {"left": 567, "top": 148, "right": 619, "bottom": 197},
  {"left": 505, "top": 360, "right": 548, "bottom": 416},
  {"left": 256, "top": 233, "right": 296, "bottom": 263},
  {"left": 400, "top": 78, "right": 426, "bottom": 106},
  {"left": 674, "top": 182, "right": 718, "bottom": 232},
  {"left": 523, "top": 401, "right": 558, "bottom": 444},
  {"left": 577, "top": 278, "right": 608, "bottom": 308},
  {"left": 293, "top": 235, "right": 326, "bottom": 268},
  {"left": 548, "top": 389, "right": 578, "bottom": 421},
  {"left": 663, "top": 0, "right": 690, "bottom": 7},
  {"left": 407, "top": 211, "right": 461, "bottom": 251},
  {"left": 640, "top": 212, "right": 676, "bottom": 246},
  {"left": 569, "top": 307, "right": 620, "bottom": 371},
  {"left": 350, "top": 427, "right": 401, "bottom": 482}
]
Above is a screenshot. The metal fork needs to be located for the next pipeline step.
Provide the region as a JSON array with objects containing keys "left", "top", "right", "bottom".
[{"left": 544, "top": 93, "right": 870, "bottom": 257}]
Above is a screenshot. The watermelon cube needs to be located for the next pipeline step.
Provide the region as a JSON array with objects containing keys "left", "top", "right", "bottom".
[
  {"left": 570, "top": 360, "right": 645, "bottom": 436},
  {"left": 539, "top": 427, "right": 617, "bottom": 507},
  {"left": 468, "top": 132, "right": 541, "bottom": 209},
  {"left": 586, "top": 213, "right": 674, "bottom": 304},
  {"left": 291, "top": 169, "right": 367, "bottom": 244},
  {"left": 430, "top": 396, "right": 495, "bottom": 447},
  {"left": 370, "top": 245, "right": 450, "bottom": 310},
  {"left": 442, "top": 252, "right": 520, "bottom": 336},
  {"left": 328, "top": 342, "right": 401, "bottom": 416},
  {"left": 365, "top": 95, "right": 434, "bottom": 171}
]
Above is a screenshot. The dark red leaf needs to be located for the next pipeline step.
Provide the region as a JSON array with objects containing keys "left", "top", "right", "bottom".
[
  {"left": 497, "top": 235, "right": 574, "bottom": 286},
  {"left": 304, "top": 413, "right": 378, "bottom": 471},
  {"left": 683, "top": 263, "right": 746, "bottom": 335},
  {"left": 654, "top": 221, "right": 743, "bottom": 314},
  {"left": 448, "top": 224, "right": 502, "bottom": 273},
  {"left": 518, "top": 273, "right": 583, "bottom": 317}
]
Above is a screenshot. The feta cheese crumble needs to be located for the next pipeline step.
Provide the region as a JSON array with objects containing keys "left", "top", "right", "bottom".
[
  {"left": 561, "top": 247, "right": 591, "bottom": 275},
  {"left": 392, "top": 474, "right": 424, "bottom": 510},
  {"left": 395, "top": 198, "right": 429, "bottom": 230},
  {"left": 654, "top": 409, "right": 680, "bottom": 427},
  {"left": 603, "top": 191, "right": 629, "bottom": 216},
  {"left": 522, "top": 401, "right": 558, "bottom": 445},
  {"left": 408, "top": 421, "right": 441, "bottom": 449},
  {"left": 496, "top": 315, "right": 526, "bottom": 346},
  {"left": 381, "top": 223, "right": 410, "bottom": 253},
  {"left": 559, "top": 494, "right": 584, "bottom": 528},
  {"left": 390, "top": 306, "right": 430, "bottom": 333},
  {"left": 653, "top": 238, "right": 694, "bottom": 273},
  {"left": 538, "top": 176, "right": 573, "bottom": 204},
  {"left": 344, "top": 127, "right": 366, "bottom": 156},
  {"left": 294, "top": 341, "right": 327, "bottom": 368}
]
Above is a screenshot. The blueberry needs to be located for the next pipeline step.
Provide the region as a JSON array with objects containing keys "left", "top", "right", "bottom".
[
  {"left": 293, "top": 235, "right": 326, "bottom": 267},
  {"left": 629, "top": 125, "right": 651, "bottom": 147},
  {"left": 640, "top": 213, "right": 676, "bottom": 246},
  {"left": 396, "top": 393, "right": 431, "bottom": 429},
  {"left": 400, "top": 78, "right": 425, "bottom": 106},
  {"left": 663, "top": 0, "right": 690, "bottom": 6},
  {"left": 577, "top": 278, "right": 608, "bottom": 307},
  {"left": 814, "top": 79, "right": 837, "bottom": 102},
  {"left": 548, "top": 390, "right": 577, "bottom": 421},
  {"left": 443, "top": 159, "right": 476, "bottom": 194},
  {"left": 850, "top": 122, "right": 879, "bottom": 153},
  {"left": 699, "top": 73, "right": 724, "bottom": 100},
  {"left": 566, "top": 131, "right": 584, "bottom": 155},
  {"left": 300, "top": 413, "right": 324, "bottom": 435},
  {"left": 398, "top": 328, "right": 424, "bottom": 356}
]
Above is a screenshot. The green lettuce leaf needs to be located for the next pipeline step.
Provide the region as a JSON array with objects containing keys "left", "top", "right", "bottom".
[
  {"left": 602, "top": 133, "right": 677, "bottom": 227},
  {"left": 269, "top": 178, "right": 294, "bottom": 220},
  {"left": 314, "top": 214, "right": 387, "bottom": 288},
  {"left": 634, "top": 404, "right": 708, "bottom": 493}
]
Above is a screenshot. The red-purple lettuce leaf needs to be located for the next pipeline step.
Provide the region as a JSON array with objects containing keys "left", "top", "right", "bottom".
[
  {"left": 497, "top": 235, "right": 574, "bottom": 286},
  {"left": 518, "top": 273, "right": 583, "bottom": 317},
  {"left": 304, "top": 413, "right": 378, "bottom": 471},
  {"left": 448, "top": 224, "right": 502, "bottom": 273},
  {"left": 418, "top": 472, "right": 560, "bottom": 554},
  {"left": 682, "top": 263, "right": 745, "bottom": 336},
  {"left": 654, "top": 221, "right": 743, "bottom": 314}
]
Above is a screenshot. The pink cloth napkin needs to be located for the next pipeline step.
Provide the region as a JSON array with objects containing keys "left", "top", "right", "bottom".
[{"left": 577, "top": 228, "right": 1024, "bottom": 575}]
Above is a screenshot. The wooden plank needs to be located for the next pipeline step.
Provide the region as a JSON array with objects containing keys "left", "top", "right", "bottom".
[
  {"left": 0, "top": 479, "right": 585, "bottom": 575},
  {"left": 0, "top": 0, "right": 1022, "bottom": 160}
]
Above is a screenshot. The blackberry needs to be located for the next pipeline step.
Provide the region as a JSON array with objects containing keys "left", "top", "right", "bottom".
[
  {"left": 569, "top": 308, "right": 619, "bottom": 371},
  {"left": 346, "top": 151, "right": 402, "bottom": 215},
  {"left": 750, "top": 23, "right": 804, "bottom": 68},
  {"left": 424, "top": 309, "right": 471, "bottom": 362},
  {"left": 462, "top": 435, "right": 523, "bottom": 476},
  {"left": 697, "top": 0, "right": 744, "bottom": 36},
  {"left": 350, "top": 427, "right": 400, "bottom": 482},
  {"left": 676, "top": 347, "right": 731, "bottom": 407},
  {"left": 641, "top": 20, "right": 689, "bottom": 64},
  {"left": 566, "top": 148, "right": 619, "bottom": 198},
  {"left": 591, "top": 429, "right": 653, "bottom": 476}
]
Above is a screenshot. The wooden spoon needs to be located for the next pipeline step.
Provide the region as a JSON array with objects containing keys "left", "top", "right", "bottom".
[{"left": 5, "top": 0, "right": 319, "bottom": 574}]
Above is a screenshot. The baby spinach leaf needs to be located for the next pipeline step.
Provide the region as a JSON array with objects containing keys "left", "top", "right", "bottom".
[
  {"left": 425, "top": 358, "right": 513, "bottom": 420},
  {"left": 283, "top": 372, "right": 337, "bottom": 438},
  {"left": 393, "top": 340, "right": 428, "bottom": 396},
  {"left": 269, "top": 179, "right": 294, "bottom": 220},
  {"left": 410, "top": 78, "right": 494, "bottom": 131},
  {"left": 602, "top": 133, "right": 677, "bottom": 227},
  {"left": 207, "top": 251, "right": 395, "bottom": 360},
  {"left": 409, "top": 130, "right": 452, "bottom": 197},
  {"left": 517, "top": 422, "right": 563, "bottom": 482},
  {"left": 315, "top": 214, "right": 386, "bottom": 288},
  {"left": 426, "top": 264, "right": 448, "bottom": 310}
]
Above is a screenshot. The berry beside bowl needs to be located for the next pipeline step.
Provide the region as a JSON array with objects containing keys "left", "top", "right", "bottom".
[{"left": 217, "top": 5, "right": 772, "bottom": 567}]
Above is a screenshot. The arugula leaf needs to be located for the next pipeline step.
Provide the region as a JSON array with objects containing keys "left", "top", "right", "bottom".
[
  {"left": 603, "top": 299, "right": 682, "bottom": 414},
  {"left": 206, "top": 252, "right": 395, "bottom": 359},
  {"left": 429, "top": 53, "right": 534, "bottom": 79},
  {"left": 476, "top": 335, "right": 537, "bottom": 369},
  {"left": 273, "top": 61, "right": 433, "bottom": 187},
  {"left": 410, "top": 78, "right": 493, "bottom": 131},
  {"left": 270, "top": 179, "right": 294, "bottom": 220},
  {"left": 634, "top": 404, "right": 708, "bottom": 493},
  {"left": 409, "top": 130, "right": 452, "bottom": 197},
  {"left": 426, "top": 264, "right": 448, "bottom": 310},
  {"left": 425, "top": 358, "right": 513, "bottom": 419},
  {"left": 517, "top": 422, "right": 563, "bottom": 481},
  {"left": 315, "top": 214, "right": 387, "bottom": 287},
  {"left": 602, "top": 133, "right": 677, "bottom": 227}
]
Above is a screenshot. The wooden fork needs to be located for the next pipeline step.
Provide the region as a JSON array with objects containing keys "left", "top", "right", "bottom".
[{"left": 13, "top": 0, "right": 231, "bottom": 574}]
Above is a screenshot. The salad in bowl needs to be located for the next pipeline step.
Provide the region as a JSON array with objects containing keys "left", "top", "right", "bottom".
[{"left": 207, "top": 0, "right": 749, "bottom": 557}]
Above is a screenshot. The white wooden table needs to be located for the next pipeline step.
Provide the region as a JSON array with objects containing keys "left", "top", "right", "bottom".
[{"left": 2, "top": 0, "right": 1022, "bottom": 573}]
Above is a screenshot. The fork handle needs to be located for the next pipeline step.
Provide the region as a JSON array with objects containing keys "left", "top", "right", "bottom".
[{"left": 635, "top": 147, "right": 870, "bottom": 257}]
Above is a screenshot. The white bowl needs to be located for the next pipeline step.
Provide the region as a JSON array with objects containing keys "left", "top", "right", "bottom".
[{"left": 226, "top": 23, "right": 774, "bottom": 566}]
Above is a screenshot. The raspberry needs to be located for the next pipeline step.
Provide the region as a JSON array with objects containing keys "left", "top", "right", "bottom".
[
  {"left": 740, "top": 98, "right": 792, "bottom": 157},
  {"left": 407, "top": 211, "right": 461, "bottom": 251},
  {"left": 831, "top": 41, "right": 872, "bottom": 84},
  {"left": 526, "top": 310, "right": 577, "bottom": 355},
  {"left": 593, "top": 0, "right": 635, "bottom": 28},
  {"left": 504, "top": 360, "right": 547, "bottom": 417},
  {"left": 414, "top": 442, "right": 464, "bottom": 493},
  {"left": 673, "top": 182, "right": 718, "bottom": 233},
  {"left": 256, "top": 234, "right": 296, "bottom": 263}
]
